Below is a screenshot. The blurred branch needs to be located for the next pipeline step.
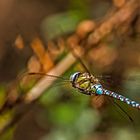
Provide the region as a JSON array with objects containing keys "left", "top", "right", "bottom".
[
  {"left": 87, "top": 0, "right": 139, "bottom": 46},
  {"left": 0, "top": 0, "right": 139, "bottom": 136},
  {"left": 25, "top": 53, "right": 76, "bottom": 102}
]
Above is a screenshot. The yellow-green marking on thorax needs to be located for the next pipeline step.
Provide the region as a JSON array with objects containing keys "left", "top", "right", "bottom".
[{"left": 75, "top": 74, "right": 91, "bottom": 89}]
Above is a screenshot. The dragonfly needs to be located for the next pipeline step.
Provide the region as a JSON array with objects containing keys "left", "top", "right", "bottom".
[
  {"left": 66, "top": 48, "right": 140, "bottom": 111},
  {"left": 69, "top": 71, "right": 140, "bottom": 110},
  {"left": 29, "top": 70, "right": 140, "bottom": 110}
]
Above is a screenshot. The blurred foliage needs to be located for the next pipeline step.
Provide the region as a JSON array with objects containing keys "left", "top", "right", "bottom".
[
  {"left": 41, "top": 11, "right": 86, "bottom": 40},
  {"left": 0, "top": 129, "right": 14, "bottom": 140},
  {"left": 0, "top": 0, "right": 140, "bottom": 140},
  {"left": 0, "top": 86, "right": 6, "bottom": 108},
  {"left": 41, "top": 0, "right": 89, "bottom": 40}
]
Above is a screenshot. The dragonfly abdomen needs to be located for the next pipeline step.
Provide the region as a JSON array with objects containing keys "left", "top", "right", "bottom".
[{"left": 103, "top": 89, "right": 140, "bottom": 110}]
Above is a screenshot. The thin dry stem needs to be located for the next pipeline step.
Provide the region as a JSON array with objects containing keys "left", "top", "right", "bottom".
[{"left": 24, "top": 53, "right": 76, "bottom": 103}]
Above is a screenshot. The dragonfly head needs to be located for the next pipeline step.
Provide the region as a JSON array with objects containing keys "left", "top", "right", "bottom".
[
  {"left": 70, "top": 72, "right": 81, "bottom": 85},
  {"left": 70, "top": 72, "right": 102, "bottom": 95}
]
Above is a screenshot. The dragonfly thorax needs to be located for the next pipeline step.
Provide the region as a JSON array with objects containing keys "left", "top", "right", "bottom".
[{"left": 70, "top": 72, "right": 103, "bottom": 95}]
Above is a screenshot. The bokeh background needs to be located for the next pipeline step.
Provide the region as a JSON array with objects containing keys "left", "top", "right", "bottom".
[{"left": 0, "top": 0, "right": 140, "bottom": 140}]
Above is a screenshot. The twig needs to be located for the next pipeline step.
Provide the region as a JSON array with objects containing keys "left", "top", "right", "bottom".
[{"left": 24, "top": 53, "right": 76, "bottom": 103}]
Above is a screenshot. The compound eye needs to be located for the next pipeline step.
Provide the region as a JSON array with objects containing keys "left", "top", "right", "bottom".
[{"left": 70, "top": 72, "right": 81, "bottom": 83}]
